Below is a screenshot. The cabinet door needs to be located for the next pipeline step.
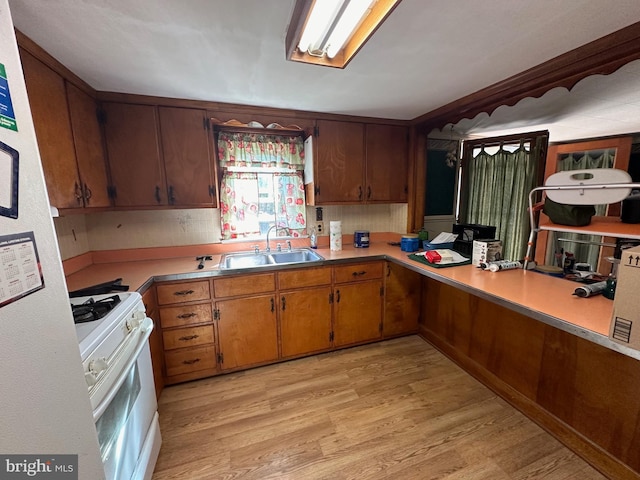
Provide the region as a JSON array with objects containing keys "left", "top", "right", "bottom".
[
  {"left": 158, "top": 107, "right": 215, "bottom": 206},
  {"left": 334, "top": 280, "right": 383, "bottom": 346},
  {"left": 217, "top": 294, "right": 278, "bottom": 369},
  {"left": 20, "top": 49, "right": 80, "bottom": 208},
  {"left": 315, "top": 120, "right": 365, "bottom": 203},
  {"left": 103, "top": 102, "right": 165, "bottom": 207},
  {"left": 384, "top": 262, "right": 420, "bottom": 337},
  {"left": 66, "top": 83, "right": 111, "bottom": 207},
  {"left": 365, "top": 124, "right": 408, "bottom": 202},
  {"left": 281, "top": 286, "right": 333, "bottom": 357}
]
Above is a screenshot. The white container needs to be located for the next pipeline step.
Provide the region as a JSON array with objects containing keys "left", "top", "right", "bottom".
[{"left": 330, "top": 221, "right": 342, "bottom": 251}]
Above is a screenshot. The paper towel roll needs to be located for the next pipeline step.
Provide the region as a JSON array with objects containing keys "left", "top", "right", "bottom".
[{"left": 330, "top": 221, "right": 342, "bottom": 251}]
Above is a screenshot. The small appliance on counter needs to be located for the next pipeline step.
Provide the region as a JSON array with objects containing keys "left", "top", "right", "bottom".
[
  {"left": 452, "top": 223, "right": 497, "bottom": 256},
  {"left": 354, "top": 230, "right": 370, "bottom": 248}
]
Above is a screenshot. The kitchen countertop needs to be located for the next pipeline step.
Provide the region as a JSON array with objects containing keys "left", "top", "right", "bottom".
[{"left": 64, "top": 241, "right": 638, "bottom": 360}]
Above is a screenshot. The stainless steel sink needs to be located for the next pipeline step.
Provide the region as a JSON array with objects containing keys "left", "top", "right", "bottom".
[{"left": 219, "top": 248, "right": 324, "bottom": 270}]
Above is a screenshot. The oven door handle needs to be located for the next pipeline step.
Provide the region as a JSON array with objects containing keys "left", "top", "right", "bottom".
[{"left": 92, "top": 317, "right": 154, "bottom": 421}]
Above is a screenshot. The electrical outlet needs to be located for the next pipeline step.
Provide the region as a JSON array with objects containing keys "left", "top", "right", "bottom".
[{"left": 316, "top": 221, "right": 324, "bottom": 234}]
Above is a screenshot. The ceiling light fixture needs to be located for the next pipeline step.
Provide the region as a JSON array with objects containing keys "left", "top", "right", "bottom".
[{"left": 286, "top": 0, "right": 402, "bottom": 68}]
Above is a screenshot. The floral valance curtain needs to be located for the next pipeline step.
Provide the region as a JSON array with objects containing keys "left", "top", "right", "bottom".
[
  {"left": 217, "top": 131, "right": 307, "bottom": 240},
  {"left": 217, "top": 132, "right": 305, "bottom": 170}
]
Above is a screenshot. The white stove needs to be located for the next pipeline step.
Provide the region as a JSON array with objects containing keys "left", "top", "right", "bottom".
[{"left": 70, "top": 292, "right": 161, "bottom": 480}]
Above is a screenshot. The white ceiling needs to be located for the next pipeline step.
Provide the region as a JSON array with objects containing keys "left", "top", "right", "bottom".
[{"left": 8, "top": 0, "right": 640, "bottom": 142}]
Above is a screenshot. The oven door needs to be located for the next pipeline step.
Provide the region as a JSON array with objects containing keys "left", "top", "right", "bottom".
[{"left": 92, "top": 319, "right": 159, "bottom": 480}]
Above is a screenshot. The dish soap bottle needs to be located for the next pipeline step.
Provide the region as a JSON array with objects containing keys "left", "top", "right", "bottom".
[{"left": 309, "top": 227, "right": 317, "bottom": 249}]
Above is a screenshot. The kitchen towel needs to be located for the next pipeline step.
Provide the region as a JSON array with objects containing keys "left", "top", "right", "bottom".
[{"left": 330, "top": 221, "right": 342, "bottom": 251}]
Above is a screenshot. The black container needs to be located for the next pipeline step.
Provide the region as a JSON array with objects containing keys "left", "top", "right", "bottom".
[{"left": 621, "top": 190, "right": 640, "bottom": 224}]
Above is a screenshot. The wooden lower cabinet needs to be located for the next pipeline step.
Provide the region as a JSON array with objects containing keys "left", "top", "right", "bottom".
[
  {"left": 156, "top": 279, "right": 217, "bottom": 385},
  {"left": 280, "top": 286, "right": 333, "bottom": 357},
  {"left": 216, "top": 294, "right": 279, "bottom": 370},
  {"left": 334, "top": 280, "right": 383, "bottom": 347},
  {"left": 333, "top": 261, "right": 384, "bottom": 347},
  {"left": 383, "top": 261, "right": 421, "bottom": 337},
  {"left": 152, "top": 260, "right": 418, "bottom": 385}
]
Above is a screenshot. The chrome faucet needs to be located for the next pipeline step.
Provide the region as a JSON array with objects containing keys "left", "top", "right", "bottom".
[
  {"left": 265, "top": 225, "right": 277, "bottom": 253},
  {"left": 265, "top": 225, "right": 291, "bottom": 252}
]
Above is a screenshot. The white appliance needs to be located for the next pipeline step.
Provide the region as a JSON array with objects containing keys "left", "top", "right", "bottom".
[
  {"left": 0, "top": 2, "right": 106, "bottom": 477},
  {"left": 72, "top": 292, "right": 161, "bottom": 480}
]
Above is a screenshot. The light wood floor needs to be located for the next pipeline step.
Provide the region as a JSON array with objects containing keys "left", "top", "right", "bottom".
[{"left": 152, "top": 336, "right": 606, "bottom": 480}]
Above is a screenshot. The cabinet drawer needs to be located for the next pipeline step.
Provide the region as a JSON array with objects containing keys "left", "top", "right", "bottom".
[
  {"left": 163, "top": 325, "right": 214, "bottom": 350},
  {"left": 164, "top": 345, "right": 216, "bottom": 377},
  {"left": 156, "top": 280, "right": 210, "bottom": 305},
  {"left": 278, "top": 266, "right": 332, "bottom": 290},
  {"left": 334, "top": 262, "right": 383, "bottom": 283},
  {"left": 214, "top": 273, "right": 275, "bottom": 298},
  {"left": 159, "top": 303, "right": 212, "bottom": 329}
]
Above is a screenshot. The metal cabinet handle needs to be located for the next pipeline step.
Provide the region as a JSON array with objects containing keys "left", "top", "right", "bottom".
[
  {"left": 367, "top": 185, "right": 371, "bottom": 199},
  {"left": 336, "top": 289, "right": 341, "bottom": 303},
  {"left": 178, "top": 334, "right": 199, "bottom": 341},
  {"left": 74, "top": 182, "right": 83, "bottom": 204},
  {"left": 173, "top": 289, "right": 195, "bottom": 296},
  {"left": 281, "top": 296, "right": 286, "bottom": 311},
  {"left": 177, "top": 312, "right": 197, "bottom": 319},
  {"left": 358, "top": 186, "right": 363, "bottom": 200},
  {"left": 182, "top": 358, "right": 201, "bottom": 365},
  {"left": 352, "top": 271, "right": 367, "bottom": 277},
  {"left": 84, "top": 183, "right": 92, "bottom": 203},
  {"left": 155, "top": 186, "right": 162, "bottom": 203},
  {"left": 271, "top": 298, "right": 274, "bottom": 312},
  {"left": 169, "top": 185, "right": 175, "bottom": 205}
]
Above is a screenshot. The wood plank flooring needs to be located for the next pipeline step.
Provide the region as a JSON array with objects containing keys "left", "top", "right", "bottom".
[{"left": 152, "top": 336, "right": 607, "bottom": 480}]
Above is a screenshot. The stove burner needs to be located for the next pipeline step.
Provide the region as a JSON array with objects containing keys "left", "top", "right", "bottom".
[{"left": 71, "top": 295, "right": 122, "bottom": 324}]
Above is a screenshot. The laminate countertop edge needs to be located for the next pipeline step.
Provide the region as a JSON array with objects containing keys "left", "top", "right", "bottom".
[{"left": 64, "top": 243, "right": 640, "bottom": 361}]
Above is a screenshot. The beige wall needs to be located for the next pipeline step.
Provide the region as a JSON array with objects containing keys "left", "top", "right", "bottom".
[{"left": 53, "top": 204, "right": 408, "bottom": 260}]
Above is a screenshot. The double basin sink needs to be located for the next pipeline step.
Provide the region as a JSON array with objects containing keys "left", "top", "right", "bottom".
[{"left": 219, "top": 248, "right": 324, "bottom": 270}]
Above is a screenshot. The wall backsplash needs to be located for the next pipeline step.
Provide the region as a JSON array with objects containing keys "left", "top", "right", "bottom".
[{"left": 53, "top": 204, "right": 408, "bottom": 260}]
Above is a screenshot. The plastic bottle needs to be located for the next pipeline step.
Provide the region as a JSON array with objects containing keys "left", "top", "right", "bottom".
[
  {"left": 488, "top": 261, "right": 522, "bottom": 272},
  {"left": 563, "top": 252, "right": 575, "bottom": 274},
  {"left": 603, "top": 274, "right": 617, "bottom": 300},
  {"left": 309, "top": 227, "right": 317, "bottom": 249}
]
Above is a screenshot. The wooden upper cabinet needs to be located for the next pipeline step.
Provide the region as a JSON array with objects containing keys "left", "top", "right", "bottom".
[
  {"left": 366, "top": 124, "right": 408, "bottom": 202},
  {"left": 314, "top": 119, "right": 365, "bottom": 203},
  {"left": 158, "top": 107, "right": 216, "bottom": 206},
  {"left": 102, "top": 102, "right": 166, "bottom": 207},
  {"left": 66, "top": 83, "right": 111, "bottom": 208},
  {"left": 20, "top": 49, "right": 81, "bottom": 208},
  {"left": 313, "top": 119, "right": 409, "bottom": 204}
]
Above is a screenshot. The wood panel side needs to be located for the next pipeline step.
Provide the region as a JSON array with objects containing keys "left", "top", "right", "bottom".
[{"left": 420, "top": 276, "right": 640, "bottom": 479}]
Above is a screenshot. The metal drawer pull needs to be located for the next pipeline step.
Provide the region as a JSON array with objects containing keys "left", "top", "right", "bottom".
[
  {"left": 182, "top": 358, "right": 201, "bottom": 365},
  {"left": 174, "top": 289, "right": 195, "bottom": 296},
  {"left": 178, "top": 334, "right": 199, "bottom": 341},
  {"left": 177, "top": 312, "right": 197, "bottom": 319},
  {"left": 352, "top": 271, "right": 367, "bottom": 276}
]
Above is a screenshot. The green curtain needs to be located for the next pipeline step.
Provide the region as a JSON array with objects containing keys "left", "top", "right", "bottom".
[
  {"left": 465, "top": 143, "right": 537, "bottom": 261},
  {"left": 546, "top": 149, "right": 615, "bottom": 269}
]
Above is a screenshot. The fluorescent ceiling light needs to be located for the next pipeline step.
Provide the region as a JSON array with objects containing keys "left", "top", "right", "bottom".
[{"left": 286, "top": 0, "right": 402, "bottom": 68}]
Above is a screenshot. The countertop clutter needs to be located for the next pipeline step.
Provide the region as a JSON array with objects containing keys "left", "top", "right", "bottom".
[{"left": 64, "top": 237, "right": 630, "bottom": 358}]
